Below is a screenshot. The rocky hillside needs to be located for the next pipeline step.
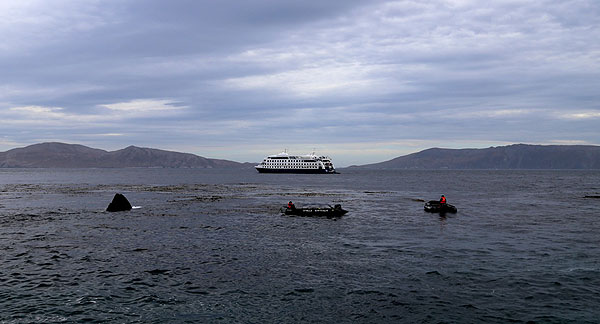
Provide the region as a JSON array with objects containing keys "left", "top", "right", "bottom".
[
  {"left": 0, "top": 142, "right": 251, "bottom": 168},
  {"left": 354, "top": 144, "right": 600, "bottom": 169}
]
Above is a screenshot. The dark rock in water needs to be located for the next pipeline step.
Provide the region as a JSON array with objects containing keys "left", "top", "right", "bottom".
[{"left": 106, "top": 193, "right": 132, "bottom": 212}]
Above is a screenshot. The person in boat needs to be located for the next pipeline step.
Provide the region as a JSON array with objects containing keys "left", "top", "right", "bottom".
[
  {"left": 439, "top": 195, "right": 447, "bottom": 206},
  {"left": 287, "top": 201, "right": 296, "bottom": 210}
]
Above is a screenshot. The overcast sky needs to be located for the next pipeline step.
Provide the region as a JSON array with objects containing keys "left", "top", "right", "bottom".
[{"left": 1, "top": 0, "right": 599, "bottom": 165}]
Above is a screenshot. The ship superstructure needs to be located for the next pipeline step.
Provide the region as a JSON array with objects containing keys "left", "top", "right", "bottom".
[{"left": 255, "top": 152, "right": 336, "bottom": 173}]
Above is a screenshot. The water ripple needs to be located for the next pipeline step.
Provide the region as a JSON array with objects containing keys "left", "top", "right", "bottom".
[{"left": 1, "top": 169, "right": 599, "bottom": 323}]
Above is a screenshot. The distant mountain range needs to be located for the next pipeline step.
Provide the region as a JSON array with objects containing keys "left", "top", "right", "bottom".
[
  {"left": 2, "top": 142, "right": 600, "bottom": 169},
  {"left": 0, "top": 142, "right": 252, "bottom": 168},
  {"left": 353, "top": 144, "right": 600, "bottom": 169}
]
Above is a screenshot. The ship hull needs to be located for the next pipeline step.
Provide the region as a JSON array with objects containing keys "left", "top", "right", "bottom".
[{"left": 255, "top": 167, "right": 335, "bottom": 174}]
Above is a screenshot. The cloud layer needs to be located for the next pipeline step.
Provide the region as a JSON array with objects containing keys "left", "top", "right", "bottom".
[{"left": 1, "top": 0, "right": 599, "bottom": 165}]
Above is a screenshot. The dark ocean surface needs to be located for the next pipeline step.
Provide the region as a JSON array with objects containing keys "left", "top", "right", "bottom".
[{"left": 1, "top": 168, "right": 599, "bottom": 323}]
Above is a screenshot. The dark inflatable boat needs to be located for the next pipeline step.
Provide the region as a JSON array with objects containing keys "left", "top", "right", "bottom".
[
  {"left": 282, "top": 204, "right": 348, "bottom": 218},
  {"left": 424, "top": 201, "right": 457, "bottom": 213}
]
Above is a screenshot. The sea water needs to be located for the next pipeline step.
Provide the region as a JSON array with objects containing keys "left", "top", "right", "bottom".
[{"left": 0, "top": 168, "right": 599, "bottom": 323}]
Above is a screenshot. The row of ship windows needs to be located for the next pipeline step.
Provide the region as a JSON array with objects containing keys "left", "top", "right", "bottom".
[
  {"left": 265, "top": 165, "right": 319, "bottom": 168},
  {"left": 264, "top": 160, "right": 317, "bottom": 163},
  {"left": 264, "top": 163, "right": 318, "bottom": 165}
]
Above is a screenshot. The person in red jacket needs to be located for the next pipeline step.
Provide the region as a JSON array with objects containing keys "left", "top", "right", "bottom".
[
  {"left": 287, "top": 201, "right": 295, "bottom": 209},
  {"left": 439, "top": 195, "right": 447, "bottom": 205}
]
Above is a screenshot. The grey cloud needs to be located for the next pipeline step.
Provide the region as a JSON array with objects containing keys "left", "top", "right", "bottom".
[{"left": 1, "top": 0, "right": 599, "bottom": 163}]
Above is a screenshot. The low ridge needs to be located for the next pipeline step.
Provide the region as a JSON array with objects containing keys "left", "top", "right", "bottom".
[
  {"left": 0, "top": 142, "right": 251, "bottom": 168},
  {"left": 353, "top": 144, "right": 600, "bottom": 169}
]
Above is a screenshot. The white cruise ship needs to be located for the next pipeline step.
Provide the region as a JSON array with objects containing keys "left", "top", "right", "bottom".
[{"left": 255, "top": 151, "right": 337, "bottom": 173}]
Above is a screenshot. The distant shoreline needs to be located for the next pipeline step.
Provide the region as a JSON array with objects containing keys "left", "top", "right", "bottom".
[{"left": 2, "top": 142, "right": 600, "bottom": 169}]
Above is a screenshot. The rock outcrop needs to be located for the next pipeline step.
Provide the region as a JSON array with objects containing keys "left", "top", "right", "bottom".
[{"left": 106, "top": 193, "right": 133, "bottom": 212}]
